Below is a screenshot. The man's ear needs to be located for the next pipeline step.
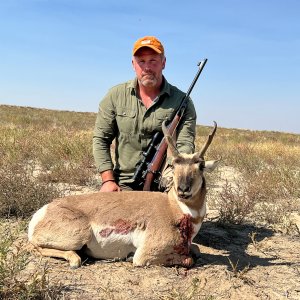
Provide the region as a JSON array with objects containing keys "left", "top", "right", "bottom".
[{"left": 162, "top": 57, "right": 166, "bottom": 69}]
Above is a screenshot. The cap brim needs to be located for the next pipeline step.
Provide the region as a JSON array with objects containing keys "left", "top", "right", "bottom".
[{"left": 133, "top": 45, "right": 162, "bottom": 56}]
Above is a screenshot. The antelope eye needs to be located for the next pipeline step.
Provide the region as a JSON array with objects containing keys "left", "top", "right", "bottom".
[
  {"left": 173, "top": 157, "right": 182, "bottom": 165},
  {"left": 192, "top": 157, "right": 203, "bottom": 164}
]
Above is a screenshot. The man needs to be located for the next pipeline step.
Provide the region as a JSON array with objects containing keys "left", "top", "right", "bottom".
[{"left": 93, "top": 36, "right": 196, "bottom": 192}]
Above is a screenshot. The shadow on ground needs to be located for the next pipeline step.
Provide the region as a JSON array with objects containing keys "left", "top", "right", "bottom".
[{"left": 193, "top": 221, "right": 288, "bottom": 271}]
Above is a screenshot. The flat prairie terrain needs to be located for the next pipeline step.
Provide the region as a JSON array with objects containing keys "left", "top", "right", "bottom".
[{"left": 1, "top": 105, "right": 299, "bottom": 299}]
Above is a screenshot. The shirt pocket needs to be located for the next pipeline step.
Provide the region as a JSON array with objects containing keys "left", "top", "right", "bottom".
[
  {"left": 116, "top": 107, "right": 136, "bottom": 134},
  {"left": 153, "top": 110, "right": 174, "bottom": 131}
]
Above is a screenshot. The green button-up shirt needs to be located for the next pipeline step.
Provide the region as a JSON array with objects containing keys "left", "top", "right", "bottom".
[{"left": 93, "top": 77, "right": 196, "bottom": 185}]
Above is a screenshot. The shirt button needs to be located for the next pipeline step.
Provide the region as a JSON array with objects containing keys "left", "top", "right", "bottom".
[{"left": 122, "top": 112, "right": 126, "bottom": 116}]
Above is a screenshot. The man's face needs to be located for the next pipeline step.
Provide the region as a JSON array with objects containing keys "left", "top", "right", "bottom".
[{"left": 132, "top": 48, "right": 166, "bottom": 88}]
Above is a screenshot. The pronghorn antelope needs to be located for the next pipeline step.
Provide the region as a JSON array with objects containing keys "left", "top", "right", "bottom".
[{"left": 28, "top": 122, "right": 219, "bottom": 268}]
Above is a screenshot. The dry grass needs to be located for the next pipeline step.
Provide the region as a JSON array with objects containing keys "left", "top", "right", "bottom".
[
  {"left": 0, "top": 105, "right": 97, "bottom": 219},
  {"left": 196, "top": 124, "right": 300, "bottom": 233},
  {"left": 0, "top": 221, "right": 63, "bottom": 299}
]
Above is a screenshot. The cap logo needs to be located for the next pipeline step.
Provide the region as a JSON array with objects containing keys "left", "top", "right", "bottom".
[{"left": 141, "top": 40, "right": 151, "bottom": 45}]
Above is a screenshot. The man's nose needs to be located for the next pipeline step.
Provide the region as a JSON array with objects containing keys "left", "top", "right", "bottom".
[{"left": 143, "top": 61, "right": 152, "bottom": 70}]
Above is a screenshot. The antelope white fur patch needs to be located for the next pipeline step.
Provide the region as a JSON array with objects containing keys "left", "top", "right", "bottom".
[
  {"left": 193, "top": 199, "right": 207, "bottom": 235},
  {"left": 177, "top": 199, "right": 197, "bottom": 218},
  {"left": 172, "top": 189, "right": 200, "bottom": 219},
  {"left": 199, "top": 200, "right": 207, "bottom": 219},
  {"left": 28, "top": 204, "right": 48, "bottom": 241},
  {"left": 172, "top": 188, "right": 207, "bottom": 239},
  {"left": 87, "top": 224, "right": 145, "bottom": 259}
]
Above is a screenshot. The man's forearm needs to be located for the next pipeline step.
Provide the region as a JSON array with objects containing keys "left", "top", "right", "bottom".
[
  {"left": 100, "top": 170, "right": 115, "bottom": 183},
  {"left": 92, "top": 135, "right": 114, "bottom": 172}
]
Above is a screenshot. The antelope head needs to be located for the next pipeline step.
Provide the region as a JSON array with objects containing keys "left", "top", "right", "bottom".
[{"left": 162, "top": 121, "right": 219, "bottom": 201}]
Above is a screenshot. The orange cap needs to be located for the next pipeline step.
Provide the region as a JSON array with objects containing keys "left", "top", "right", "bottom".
[{"left": 132, "top": 36, "right": 164, "bottom": 56}]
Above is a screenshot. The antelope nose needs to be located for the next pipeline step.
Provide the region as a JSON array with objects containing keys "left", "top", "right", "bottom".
[{"left": 178, "top": 184, "right": 191, "bottom": 195}]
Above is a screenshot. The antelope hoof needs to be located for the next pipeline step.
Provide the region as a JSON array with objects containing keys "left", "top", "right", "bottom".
[
  {"left": 66, "top": 252, "right": 82, "bottom": 269},
  {"left": 182, "top": 256, "right": 194, "bottom": 268},
  {"left": 70, "top": 262, "right": 81, "bottom": 269}
]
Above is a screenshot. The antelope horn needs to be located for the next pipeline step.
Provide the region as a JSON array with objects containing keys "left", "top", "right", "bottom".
[
  {"left": 162, "top": 121, "right": 180, "bottom": 157},
  {"left": 198, "top": 121, "right": 217, "bottom": 158}
]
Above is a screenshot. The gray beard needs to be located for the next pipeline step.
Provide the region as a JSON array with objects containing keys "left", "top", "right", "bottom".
[{"left": 140, "top": 75, "right": 158, "bottom": 87}]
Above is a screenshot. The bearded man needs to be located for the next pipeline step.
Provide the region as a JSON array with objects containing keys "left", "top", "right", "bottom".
[{"left": 93, "top": 36, "right": 196, "bottom": 192}]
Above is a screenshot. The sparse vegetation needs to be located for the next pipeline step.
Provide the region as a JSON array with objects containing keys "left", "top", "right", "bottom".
[
  {"left": 0, "top": 162, "right": 61, "bottom": 218},
  {"left": 0, "top": 221, "right": 63, "bottom": 299},
  {"left": 0, "top": 105, "right": 97, "bottom": 219},
  {"left": 0, "top": 104, "right": 299, "bottom": 299},
  {"left": 196, "top": 124, "right": 300, "bottom": 232}
]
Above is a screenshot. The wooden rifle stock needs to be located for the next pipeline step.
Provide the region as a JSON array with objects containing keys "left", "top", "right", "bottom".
[
  {"left": 142, "top": 113, "right": 181, "bottom": 191},
  {"left": 143, "top": 59, "right": 208, "bottom": 191}
]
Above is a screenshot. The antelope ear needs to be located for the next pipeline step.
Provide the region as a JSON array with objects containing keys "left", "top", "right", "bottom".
[{"left": 203, "top": 160, "right": 220, "bottom": 173}]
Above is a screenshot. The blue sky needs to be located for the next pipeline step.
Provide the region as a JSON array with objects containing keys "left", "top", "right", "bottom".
[{"left": 0, "top": 0, "right": 299, "bottom": 133}]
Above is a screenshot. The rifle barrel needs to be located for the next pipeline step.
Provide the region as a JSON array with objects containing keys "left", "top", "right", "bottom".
[
  {"left": 136, "top": 59, "right": 208, "bottom": 191},
  {"left": 185, "top": 58, "right": 208, "bottom": 98}
]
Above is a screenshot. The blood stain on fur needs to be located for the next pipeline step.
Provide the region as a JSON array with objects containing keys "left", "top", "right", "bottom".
[
  {"left": 174, "top": 214, "right": 194, "bottom": 255},
  {"left": 99, "top": 219, "right": 135, "bottom": 237}
]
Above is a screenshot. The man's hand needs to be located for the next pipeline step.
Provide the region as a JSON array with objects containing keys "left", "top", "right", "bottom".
[
  {"left": 100, "top": 170, "right": 121, "bottom": 192},
  {"left": 100, "top": 180, "right": 121, "bottom": 192}
]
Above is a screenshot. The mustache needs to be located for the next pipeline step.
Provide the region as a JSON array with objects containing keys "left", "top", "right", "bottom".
[{"left": 141, "top": 71, "right": 155, "bottom": 77}]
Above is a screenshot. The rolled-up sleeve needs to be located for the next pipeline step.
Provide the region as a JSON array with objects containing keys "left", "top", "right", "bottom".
[{"left": 93, "top": 91, "right": 117, "bottom": 173}]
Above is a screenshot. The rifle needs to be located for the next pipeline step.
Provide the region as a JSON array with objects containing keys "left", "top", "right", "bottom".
[{"left": 132, "top": 59, "right": 208, "bottom": 191}]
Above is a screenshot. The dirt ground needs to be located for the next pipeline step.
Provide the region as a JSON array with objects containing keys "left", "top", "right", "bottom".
[{"left": 24, "top": 207, "right": 300, "bottom": 300}]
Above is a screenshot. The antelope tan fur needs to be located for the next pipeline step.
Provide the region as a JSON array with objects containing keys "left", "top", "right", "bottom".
[{"left": 28, "top": 122, "right": 219, "bottom": 268}]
